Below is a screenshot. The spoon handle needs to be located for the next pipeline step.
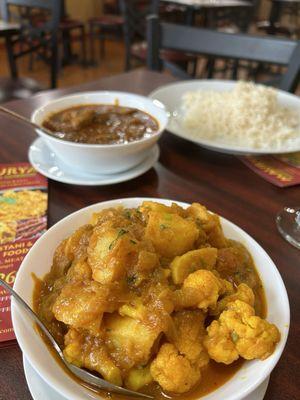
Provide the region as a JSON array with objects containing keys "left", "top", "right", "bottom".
[
  {"left": 0, "top": 105, "right": 54, "bottom": 137},
  {"left": 0, "top": 278, "right": 63, "bottom": 356}
]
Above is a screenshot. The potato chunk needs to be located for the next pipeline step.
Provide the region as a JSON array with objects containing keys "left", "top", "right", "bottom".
[
  {"left": 88, "top": 226, "right": 138, "bottom": 284},
  {"left": 66, "top": 259, "right": 92, "bottom": 282},
  {"left": 187, "top": 204, "right": 227, "bottom": 248},
  {"left": 207, "top": 218, "right": 228, "bottom": 249},
  {"left": 125, "top": 365, "right": 153, "bottom": 391},
  {"left": 140, "top": 201, "right": 186, "bottom": 217},
  {"left": 145, "top": 211, "right": 198, "bottom": 258},
  {"left": 170, "top": 248, "right": 218, "bottom": 284},
  {"left": 104, "top": 314, "right": 161, "bottom": 369},
  {"left": 52, "top": 281, "right": 108, "bottom": 334},
  {"left": 64, "top": 328, "right": 122, "bottom": 386},
  {"left": 119, "top": 298, "right": 148, "bottom": 321},
  {"left": 186, "top": 203, "right": 216, "bottom": 232},
  {"left": 51, "top": 224, "right": 93, "bottom": 278}
]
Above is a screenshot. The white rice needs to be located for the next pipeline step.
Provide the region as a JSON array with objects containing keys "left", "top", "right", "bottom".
[{"left": 181, "top": 81, "right": 300, "bottom": 149}]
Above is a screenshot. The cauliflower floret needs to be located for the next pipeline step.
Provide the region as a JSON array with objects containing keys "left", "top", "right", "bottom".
[
  {"left": 172, "top": 310, "right": 209, "bottom": 367},
  {"left": 203, "top": 320, "right": 239, "bottom": 364},
  {"left": 150, "top": 343, "right": 201, "bottom": 393},
  {"left": 204, "top": 300, "right": 280, "bottom": 364},
  {"left": 174, "top": 270, "right": 233, "bottom": 310},
  {"left": 210, "top": 283, "right": 255, "bottom": 316}
]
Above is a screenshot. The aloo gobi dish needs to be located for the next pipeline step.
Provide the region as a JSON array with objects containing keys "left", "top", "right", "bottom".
[{"left": 34, "top": 201, "right": 280, "bottom": 398}]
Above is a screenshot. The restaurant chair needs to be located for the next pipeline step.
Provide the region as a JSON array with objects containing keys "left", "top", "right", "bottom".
[
  {"left": 88, "top": 0, "right": 124, "bottom": 64},
  {"left": 1, "top": 0, "right": 61, "bottom": 98},
  {"left": 205, "top": 1, "right": 257, "bottom": 33},
  {"left": 200, "top": 0, "right": 259, "bottom": 79},
  {"left": 59, "top": 17, "right": 87, "bottom": 67},
  {"left": 119, "top": 0, "right": 196, "bottom": 75},
  {"left": 59, "top": 0, "right": 86, "bottom": 66},
  {"left": 26, "top": 1, "right": 87, "bottom": 72},
  {"left": 257, "top": 0, "right": 300, "bottom": 38},
  {"left": 146, "top": 15, "right": 300, "bottom": 92}
]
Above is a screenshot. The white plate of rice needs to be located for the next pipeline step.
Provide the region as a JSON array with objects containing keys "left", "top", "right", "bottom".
[{"left": 149, "top": 80, "right": 300, "bottom": 154}]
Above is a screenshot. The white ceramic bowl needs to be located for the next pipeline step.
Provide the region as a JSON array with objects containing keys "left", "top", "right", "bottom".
[
  {"left": 12, "top": 198, "right": 290, "bottom": 400},
  {"left": 31, "top": 92, "right": 168, "bottom": 174}
]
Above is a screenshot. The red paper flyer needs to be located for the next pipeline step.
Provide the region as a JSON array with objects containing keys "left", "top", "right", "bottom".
[
  {"left": 0, "top": 163, "right": 48, "bottom": 346},
  {"left": 239, "top": 153, "right": 300, "bottom": 187}
]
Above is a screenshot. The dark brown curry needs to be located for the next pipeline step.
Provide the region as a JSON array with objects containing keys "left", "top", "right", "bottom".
[{"left": 42, "top": 104, "right": 159, "bottom": 145}]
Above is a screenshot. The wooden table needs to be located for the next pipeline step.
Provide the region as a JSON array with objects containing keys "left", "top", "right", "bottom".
[
  {"left": 0, "top": 20, "right": 20, "bottom": 35},
  {"left": 0, "top": 69, "right": 299, "bottom": 400},
  {"left": 161, "top": 0, "right": 252, "bottom": 25},
  {"left": 161, "top": 0, "right": 252, "bottom": 9}
]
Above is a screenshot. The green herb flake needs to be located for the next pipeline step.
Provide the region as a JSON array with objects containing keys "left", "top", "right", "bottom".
[
  {"left": 109, "top": 228, "right": 128, "bottom": 250},
  {"left": 195, "top": 218, "right": 203, "bottom": 228},
  {"left": 231, "top": 331, "right": 239, "bottom": 343},
  {"left": 160, "top": 224, "right": 168, "bottom": 230},
  {"left": 124, "top": 210, "right": 131, "bottom": 219},
  {"left": 118, "top": 228, "right": 128, "bottom": 237},
  {"left": 130, "top": 239, "right": 137, "bottom": 244},
  {"left": 137, "top": 364, "right": 147, "bottom": 370},
  {"left": 126, "top": 274, "right": 137, "bottom": 285},
  {"left": 200, "top": 259, "right": 208, "bottom": 268},
  {"left": 163, "top": 213, "right": 172, "bottom": 222}
]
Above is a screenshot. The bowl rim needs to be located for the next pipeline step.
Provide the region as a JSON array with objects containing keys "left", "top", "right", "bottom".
[
  {"left": 31, "top": 91, "right": 168, "bottom": 149},
  {"left": 11, "top": 197, "right": 290, "bottom": 400}
]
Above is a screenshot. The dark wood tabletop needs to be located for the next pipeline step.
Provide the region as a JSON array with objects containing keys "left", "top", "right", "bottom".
[{"left": 0, "top": 69, "right": 299, "bottom": 400}]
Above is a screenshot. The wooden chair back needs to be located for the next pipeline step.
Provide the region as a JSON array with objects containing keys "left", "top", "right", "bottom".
[
  {"left": 119, "top": 0, "right": 159, "bottom": 70},
  {"left": 1, "top": 0, "right": 61, "bottom": 88}
]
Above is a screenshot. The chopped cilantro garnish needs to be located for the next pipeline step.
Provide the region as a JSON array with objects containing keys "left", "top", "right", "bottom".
[
  {"left": 163, "top": 213, "right": 172, "bottom": 221},
  {"left": 124, "top": 210, "right": 131, "bottom": 219},
  {"left": 109, "top": 228, "right": 128, "bottom": 250},
  {"left": 126, "top": 274, "right": 137, "bottom": 285}
]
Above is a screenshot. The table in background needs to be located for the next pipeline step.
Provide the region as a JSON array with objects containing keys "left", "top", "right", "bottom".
[
  {"left": 0, "top": 69, "right": 299, "bottom": 400},
  {"left": 161, "top": 0, "right": 253, "bottom": 25}
]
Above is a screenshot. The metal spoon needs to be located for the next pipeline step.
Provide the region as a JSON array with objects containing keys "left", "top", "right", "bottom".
[
  {"left": 0, "top": 278, "right": 153, "bottom": 399},
  {"left": 0, "top": 106, "right": 64, "bottom": 139}
]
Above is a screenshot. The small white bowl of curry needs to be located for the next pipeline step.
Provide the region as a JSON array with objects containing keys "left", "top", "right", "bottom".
[
  {"left": 11, "top": 198, "right": 289, "bottom": 400},
  {"left": 31, "top": 92, "right": 168, "bottom": 175}
]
